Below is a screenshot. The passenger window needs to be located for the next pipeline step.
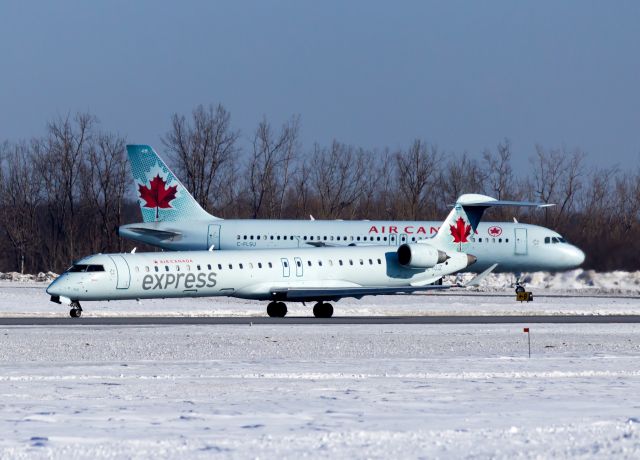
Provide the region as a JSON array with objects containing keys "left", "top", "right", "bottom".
[
  {"left": 270, "top": 235, "right": 274, "bottom": 240},
  {"left": 207, "top": 264, "right": 212, "bottom": 270},
  {"left": 145, "top": 266, "right": 150, "bottom": 272},
  {"left": 505, "top": 238, "right": 509, "bottom": 243},
  {"left": 217, "top": 264, "right": 222, "bottom": 270},
  {"left": 197, "top": 265, "right": 201, "bottom": 271},
  {"left": 277, "top": 236, "right": 281, "bottom": 240},
  {"left": 296, "top": 260, "right": 301, "bottom": 267},
  {"left": 383, "top": 237, "right": 387, "bottom": 241},
  {"left": 250, "top": 235, "right": 254, "bottom": 240},
  {"left": 176, "top": 265, "right": 180, "bottom": 271},
  {"left": 308, "top": 261, "right": 312, "bottom": 266},
  {"left": 357, "top": 236, "right": 361, "bottom": 241},
  {"left": 377, "top": 237, "right": 381, "bottom": 241},
  {"left": 268, "top": 262, "right": 273, "bottom": 268},
  {"left": 498, "top": 239, "right": 502, "bottom": 243},
  {"left": 349, "top": 260, "right": 353, "bottom": 265},
  {"left": 339, "top": 260, "right": 343, "bottom": 266},
  {"left": 155, "top": 266, "right": 159, "bottom": 272},
  {"left": 258, "top": 262, "right": 262, "bottom": 268},
  {"left": 243, "top": 235, "right": 247, "bottom": 240},
  {"left": 228, "top": 264, "right": 233, "bottom": 269},
  {"left": 359, "top": 259, "right": 364, "bottom": 265},
  {"left": 369, "top": 259, "right": 373, "bottom": 265},
  {"left": 239, "top": 263, "right": 243, "bottom": 269},
  {"left": 284, "top": 236, "right": 287, "bottom": 240},
  {"left": 303, "top": 236, "right": 307, "bottom": 240},
  {"left": 318, "top": 260, "right": 323, "bottom": 267},
  {"left": 165, "top": 266, "right": 169, "bottom": 272},
  {"left": 377, "top": 259, "right": 382, "bottom": 264},
  {"left": 336, "top": 236, "right": 340, "bottom": 241},
  {"left": 237, "top": 235, "right": 240, "bottom": 240},
  {"left": 257, "top": 235, "right": 260, "bottom": 240}
]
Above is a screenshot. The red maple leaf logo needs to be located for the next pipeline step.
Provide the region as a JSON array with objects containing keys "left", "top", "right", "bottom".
[
  {"left": 450, "top": 217, "right": 471, "bottom": 243},
  {"left": 488, "top": 226, "right": 502, "bottom": 237},
  {"left": 138, "top": 174, "right": 178, "bottom": 220}
]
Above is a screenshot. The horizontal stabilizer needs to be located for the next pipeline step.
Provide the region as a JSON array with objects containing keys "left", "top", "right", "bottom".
[
  {"left": 450, "top": 194, "right": 553, "bottom": 231},
  {"left": 122, "top": 227, "right": 182, "bottom": 240}
]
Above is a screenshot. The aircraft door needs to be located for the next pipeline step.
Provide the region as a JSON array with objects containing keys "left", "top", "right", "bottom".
[
  {"left": 389, "top": 234, "right": 397, "bottom": 246},
  {"left": 514, "top": 228, "right": 528, "bottom": 255},
  {"left": 109, "top": 255, "right": 131, "bottom": 289},
  {"left": 281, "top": 258, "right": 290, "bottom": 278},
  {"left": 207, "top": 224, "right": 221, "bottom": 249},
  {"left": 294, "top": 256, "right": 303, "bottom": 277}
]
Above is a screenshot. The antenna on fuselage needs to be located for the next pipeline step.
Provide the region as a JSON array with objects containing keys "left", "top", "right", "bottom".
[{"left": 208, "top": 245, "right": 215, "bottom": 251}]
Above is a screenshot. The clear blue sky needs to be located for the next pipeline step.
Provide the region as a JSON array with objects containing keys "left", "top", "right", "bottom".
[{"left": 1, "top": 0, "right": 638, "bottom": 168}]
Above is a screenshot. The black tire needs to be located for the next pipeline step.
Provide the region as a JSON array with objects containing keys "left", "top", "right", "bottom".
[
  {"left": 276, "top": 302, "right": 287, "bottom": 317},
  {"left": 323, "top": 303, "right": 334, "bottom": 318},
  {"left": 69, "top": 308, "right": 79, "bottom": 318},
  {"left": 313, "top": 303, "right": 334, "bottom": 318},
  {"left": 267, "top": 302, "right": 277, "bottom": 317},
  {"left": 515, "top": 285, "right": 525, "bottom": 294}
]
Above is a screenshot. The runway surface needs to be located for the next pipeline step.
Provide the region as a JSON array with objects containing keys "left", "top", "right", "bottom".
[{"left": 2, "top": 315, "right": 640, "bottom": 325}]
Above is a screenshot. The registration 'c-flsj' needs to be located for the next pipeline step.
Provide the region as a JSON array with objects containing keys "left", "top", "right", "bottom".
[{"left": 47, "top": 194, "right": 547, "bottom": 318}]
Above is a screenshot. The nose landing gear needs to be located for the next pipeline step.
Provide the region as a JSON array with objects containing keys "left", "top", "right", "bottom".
[
  {"left": 266, "top": 301, "right": 287, "bottom": 317},
  {"left": 69, "top": 301, "right": 82, "bottom": 318},
  {"left": 313, "top": 302, "right": 333, "bottom": 318}
]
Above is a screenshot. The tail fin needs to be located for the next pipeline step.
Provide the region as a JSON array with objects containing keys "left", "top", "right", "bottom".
[
  {"left": 431, "top": 193, "right": 552, "bottom": 251},
  {"left": 127, "top": 145, "right": 219, "bottom": 222}
]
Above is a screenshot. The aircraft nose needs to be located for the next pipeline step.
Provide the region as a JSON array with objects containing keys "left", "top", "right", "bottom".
[
  {"left": 571, "top": 246, "right": 586, "bottom": 267},
  {"left": 466, "top": 254, "right": 477, "bottom": 267}
]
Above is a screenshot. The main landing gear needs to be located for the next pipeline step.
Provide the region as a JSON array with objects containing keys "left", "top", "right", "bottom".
[
  {"left": 267, "top": 301, "right": 287, "bottom": 317},
  {"left": 313, "top": 302, "right": 333, "bottom": 318},
  {"left": 69, "top": 301, "right": 82, "bottom": 318}
]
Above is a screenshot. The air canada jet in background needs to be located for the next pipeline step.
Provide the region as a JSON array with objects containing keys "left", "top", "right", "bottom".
[
  {"left": 118, "top": 145, "right": 585, "bottom": 275},
  {"left": 49, "top": 194, "right": 530, "bottom": 319}
]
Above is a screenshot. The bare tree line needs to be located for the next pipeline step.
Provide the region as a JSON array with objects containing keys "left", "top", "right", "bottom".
[{"left": 1, "top": 105, "right": 638, "bottom": 273}]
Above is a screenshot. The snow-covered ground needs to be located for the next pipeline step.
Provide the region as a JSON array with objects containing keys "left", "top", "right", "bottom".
[
  {"left": 1, "top": 269, "right": 639, "bottom": 317},
  {"left": 1, "top": 323, "right": 640, "bottom": 458}
]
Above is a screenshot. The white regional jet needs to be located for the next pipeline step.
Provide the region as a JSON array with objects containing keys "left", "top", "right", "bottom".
[
  {"left": 47, "top": 194, "right": 535, "bottom": 318},
  {"left": 118, "top": 145, "right": 585, "bottom": 276}
]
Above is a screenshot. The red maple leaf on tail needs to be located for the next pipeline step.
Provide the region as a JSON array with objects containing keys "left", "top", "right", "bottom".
[
  {"left": 450, "top": 217, "right": 471, "bottom": 243},
  {"left": 138, "top": 174, "right": 178, "bottom": 220}
]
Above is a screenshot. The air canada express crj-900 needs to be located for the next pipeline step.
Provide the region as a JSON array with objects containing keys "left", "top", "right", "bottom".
[
  {"left": 49, "top": 193, "right": 536, "bottom": 318},
  {"left": 118, "top": 145, "right": 585, "bottom": 273}
]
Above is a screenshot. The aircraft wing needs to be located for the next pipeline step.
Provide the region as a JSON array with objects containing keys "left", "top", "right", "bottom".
[
  {"left": 269, "top": 284, "right": 450, "bottom": 301},
  {"left": 121, "top": 227, "right": 182, "bottom": 240}
]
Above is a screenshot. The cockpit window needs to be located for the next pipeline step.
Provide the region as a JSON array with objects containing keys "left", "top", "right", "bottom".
[
  {"left": 544, "top": 237, "right": 550, "bottom": 244},
  {"left": 68, "top": 264, "right": 88, "bottom": 272},
  {"left": 86, "top": 265, "right": 105, "bottom": 272},
  {"left": 68, "top": 264, "right": 104, "bottom": 272}
]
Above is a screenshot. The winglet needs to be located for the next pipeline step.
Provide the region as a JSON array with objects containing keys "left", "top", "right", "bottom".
[{"left": 459, "top": 263, "right": 499, "bottom": 287}]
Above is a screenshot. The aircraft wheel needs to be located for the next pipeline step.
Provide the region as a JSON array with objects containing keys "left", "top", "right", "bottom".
[
  {"left": 69, "top": 301, "right": 82, "bottom": 318},
  {"left": 267, "top": 302, "right": 278, "bottom": 317},
  {"left": 515, "top": 285, "right": 525, "bottom": 294},
  {"left": 313, "top": 302, "right": 334, "bottom": 318},
  {"left": 276, "top": 302, "right": 287, "bottom": 317}
]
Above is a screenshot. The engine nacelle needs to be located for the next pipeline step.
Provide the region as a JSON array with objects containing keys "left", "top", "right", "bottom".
[{"left": 397, "top": 244, "right": 449, "bottom": 268}]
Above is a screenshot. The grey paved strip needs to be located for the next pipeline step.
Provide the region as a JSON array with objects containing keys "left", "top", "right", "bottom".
[{"left": 1, "top": 315, "right": 640, "bottom": 326}]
